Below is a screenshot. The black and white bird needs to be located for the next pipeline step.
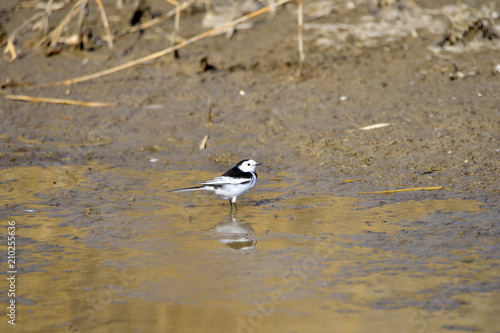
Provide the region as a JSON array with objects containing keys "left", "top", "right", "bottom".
[{"left": 170, "top": 159, "right": 261, "bottom": 210}]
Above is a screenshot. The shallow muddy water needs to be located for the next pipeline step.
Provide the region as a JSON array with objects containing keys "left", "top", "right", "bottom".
[
  {"left": 1, "top": 1, "right": 500, "bottom": 331},
  {"left": 1, "top": 163, "right": 498, "bottom": 332}
]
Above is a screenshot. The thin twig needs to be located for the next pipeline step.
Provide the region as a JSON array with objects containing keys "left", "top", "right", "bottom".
[
  {"left": 5, "top": 94, "right": 118, "bottom": 107},
  {"left": 297, "top": 0, "right": 304, "bottom": 63},
  {"left": 95, "top": 0, "right": 114, "bottom": 56},
  {"left": 206, "top": 96, "right": 212, "bottom": 125},
  {"left": 359, "top": 123, "right": 391, "bottom": 131},
  {"left": 405, "top": 0, "right": 446, "bottom": 15},
  {"left": 49, "top": 0, "right": 292, "bottom": 86},
  {"left": 199, "top": 135, "right": 209, "bottom": 149},
  {"left": 357, "top": 186, "right": 442, "bottom": 194},
  {"left": 164, "top": 0, "right": 181, "bottom": 56},
  {"left": 4, "top": 38, "right": 18, "bottom": 61},
  {"left": 2, "top": 12, "right": 45, "bottom": 61},
  {"left": 42, "top": 0, "right": 55, "bottom": 35},
  {"left": 1, "top": 0, "right": 74, "bottom": 59},
  {"left": 5, "top": 11, "right": 46, "bottom": 41},
  {"left": 20, "top": 0, "right": 70, "bottom": 10},
  {"left": 34, "top": 0, "right": 88, "bottom": 50},
  {"left": 76, "top": 0, "right": 88, "bottom": 47}
]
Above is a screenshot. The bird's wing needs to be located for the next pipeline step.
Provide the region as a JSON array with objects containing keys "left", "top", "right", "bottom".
[{"left": 201, "top": 176, "right": 251, "bottom": 186}]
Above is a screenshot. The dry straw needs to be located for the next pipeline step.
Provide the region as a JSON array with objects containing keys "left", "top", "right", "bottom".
[
  {"left": 5, "top": 94, "right": 117, "bottom": 107},
  {"left": 357, "top": 187, "right": 443, "bottom": 194},
  {"left": 3, "top": 0, "right": 301, "bottom": 106},
  {"left": 2, "top": 0, "right": 297, "bottom": 83},
  {"left": 49, "top": 0, "right": 294, "bottom": 87}
]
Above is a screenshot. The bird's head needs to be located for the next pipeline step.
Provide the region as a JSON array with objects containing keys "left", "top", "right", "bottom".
[{"left": 237, "top": 159, "right": 261, "bottom": 172}]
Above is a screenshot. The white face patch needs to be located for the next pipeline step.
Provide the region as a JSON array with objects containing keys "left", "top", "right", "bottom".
[{"left": 238, "top": 159, "right": 259, "bottom": 173}]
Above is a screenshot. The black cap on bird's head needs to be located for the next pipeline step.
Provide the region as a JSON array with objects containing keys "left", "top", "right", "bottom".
[{"left": 221, "top": 159, "right": 261, "bottom": 177}]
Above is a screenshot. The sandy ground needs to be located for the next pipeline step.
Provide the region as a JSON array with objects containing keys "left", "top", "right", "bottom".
[{"left": 0, "top": 0, "right": 499, "bottom": 332}]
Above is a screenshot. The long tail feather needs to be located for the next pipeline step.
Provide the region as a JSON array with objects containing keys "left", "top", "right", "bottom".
[{"left": 169, "top": 185, "right": 205, "bottom": 193}]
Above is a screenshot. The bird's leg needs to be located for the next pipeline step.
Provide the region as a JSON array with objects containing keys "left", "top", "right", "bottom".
[{"left": 228, "top": 199, "right": 238, "bottom": 212}]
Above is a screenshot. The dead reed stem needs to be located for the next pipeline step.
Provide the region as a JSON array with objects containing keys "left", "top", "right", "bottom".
[
  {"left": 357, "top": 186, "right": 443, "bottom": 194},
  {"left": 49, "top": 0, "right": 292, "bottom": 86},
  {"left": 206, "top": 97, "right": 212, "bottom": 125},
  {"left": 164, "top": 0, "right": 181, "bottom": 52},
  {"left": 2, "top": 0, "right": 73, "bottom": 61},
  {"left": 297, "top": 0, "right": 304, "bottom": 63},
  {"left": 95, "top": 0, "right": 114, "bottom": 56},
  {"left": 3, "top": 12, "right": 45, "bottom": 61},
  {"left": 5, "top": 94, "right": 118, "bottom": 107},
  {"left": 34, "top": 0, "right": 88, "bottom": 50}
]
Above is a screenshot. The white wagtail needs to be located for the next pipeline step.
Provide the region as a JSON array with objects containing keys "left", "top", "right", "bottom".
[{"left": 170, "top": 159, "right": 261, "bottom": 210}]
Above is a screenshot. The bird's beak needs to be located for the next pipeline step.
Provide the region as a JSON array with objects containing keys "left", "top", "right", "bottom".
[{"left": 256, "top": 162, "right": 262, "bottom": 166}]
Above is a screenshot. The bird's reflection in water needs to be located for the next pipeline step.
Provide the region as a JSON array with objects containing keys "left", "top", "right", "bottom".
[{"left": 210, "top": 214, "right": 256, "bottom": 250}]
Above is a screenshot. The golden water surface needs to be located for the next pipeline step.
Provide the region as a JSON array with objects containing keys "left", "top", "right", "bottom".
[{"left": 0, "top": 164, "right": 498, "bottom": 332}]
